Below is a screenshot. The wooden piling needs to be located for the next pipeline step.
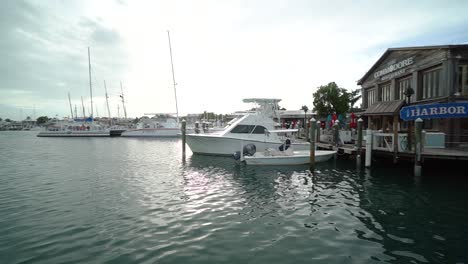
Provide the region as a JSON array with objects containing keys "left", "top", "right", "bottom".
[
  {"left": 316, "top": 120, "right": 321, "bottom": 143},
  {"left": 356, "top": 118, "right": 363, "bottom": 167},
  {"left": 310, "top": 118, "right": 316, "bottom": 170},
  {"left": 334, "top": 120, "right": 340, "bottom": 147},
  {"left": 365, "top": 129, "right": 372, "bottom": 168},
  {"left": 181, "top": 119, "right": 186, "bottom": 161},
  {"left": 414, "top": 118, "right": 423, "bottom": 177},
  {"left": 393, "top": 114, "right": 399, "bottom": 163}
]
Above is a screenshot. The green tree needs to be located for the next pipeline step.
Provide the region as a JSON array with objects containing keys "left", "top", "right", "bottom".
[
  {"left": 0, "top": 118, "right": 2, "bottom": 121},
  {"left": 300, "top": 105, "right": 308, "bottom": 128},
  {"left": 36, "top": 116, "right": 49, "bottom": 125},
  {"left": 313, "top": 82, "right": 350, "bottom": 117},
  {"left": 5, "top": 118, "right": 12, "bottom": 122},
  {"left": 348, "top": 89, "right": 361, "bottom": 110}
]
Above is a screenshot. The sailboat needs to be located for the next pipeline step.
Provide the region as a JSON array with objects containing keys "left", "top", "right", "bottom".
[
  {"left": 121, "top": 31, "right": 188, "bottom": 137},
  {"left": 37, "top": 47, "right": 110, "bottom": 137}
]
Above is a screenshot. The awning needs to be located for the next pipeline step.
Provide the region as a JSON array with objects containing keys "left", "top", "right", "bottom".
[{"left": 363, "top": 100, "right": 405, "bottom": 116}]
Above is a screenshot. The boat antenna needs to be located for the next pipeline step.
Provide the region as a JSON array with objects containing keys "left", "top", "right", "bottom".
[
  {"left": 81, "top": 96, "right": 86, "bottom": 118},
  {"left": 104, "top": 80, "right": 112, "bottom": 126},
  {"left": 167, "top": 30, "right": 179, "bottom": 123},
  {"left": 120, "top": 81, "right": 128, "bottom": 119},
  {"left": 88, "top": 47, "right": 93, "bottom": 118},
  {"left": 68, "top": 92, "right": 74, "bottom": 119}
]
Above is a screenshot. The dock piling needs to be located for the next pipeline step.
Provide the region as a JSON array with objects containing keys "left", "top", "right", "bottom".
[
  {"left": 333, "top": 120, "right": 340, "bottom": 148},
  {"left": 310, "top": 118, "right": 316, "bottom": 170},
  {"left": 365, "top": 129, "right": 372, "bottom": 168},
  {"left": 356, "top": 118, "right": 363, "bottom": 167},
  {"left": 414, "top": 118, "right": 423, "bottom": 177},
  {"left": 316, "top": 120, "right": 321, "bottom": 143},
  {"left": 181, "top": 119, "right": 186, "bottom": 161}
]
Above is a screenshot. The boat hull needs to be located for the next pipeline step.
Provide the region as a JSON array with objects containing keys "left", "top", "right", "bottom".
[
  {"left": 37, "top": 131, "right": 110, "bottom": 137},
  {"left": 121, "top": 128, "right": 181, "bottom": 137},
  {"left": 244, "top": 150, "right": 336, "bottom": 165},
  {"left": 186, "top": 134, "right": 309, "bottom": 156}
]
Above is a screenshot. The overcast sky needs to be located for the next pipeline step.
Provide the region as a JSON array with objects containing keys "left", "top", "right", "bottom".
[{"left": 1, "top": 0, "right": 468, "bottom": 120}]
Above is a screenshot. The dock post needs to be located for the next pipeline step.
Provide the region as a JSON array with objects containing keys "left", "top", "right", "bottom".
[
  {"left": 310, "top": 118, "right": 316, "bottom": 170},
  {"left": 316, "top": 120, "right": 321, "bottom": 143},
  {"left": 181, "top": 119, "right": 186, "bottom": 161},
  {"left": 365, "top": 129, "right": 372, "bottom": 168},
  {"left": 414, "top": 118, "right": 423, "bottom": 177},
  {"left": 393, "top": 114, "right": 399, "bottom": 164},
  {"left": 356, "top": 118, "right": 363, "bottom": 167},
  {"left": 333, "top": 120, "right": 340, "bottom": 147}
]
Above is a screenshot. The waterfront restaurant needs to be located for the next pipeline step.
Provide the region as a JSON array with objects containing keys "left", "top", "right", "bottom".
[{"left": 358, "top": 45, "right": 468, "bottom": 147}]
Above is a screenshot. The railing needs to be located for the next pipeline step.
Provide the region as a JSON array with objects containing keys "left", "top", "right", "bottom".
[{"left": 371, "top": 131, "right": 445, "bottom": 152}]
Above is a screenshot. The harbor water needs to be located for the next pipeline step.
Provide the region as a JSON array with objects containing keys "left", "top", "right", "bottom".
[{"left": 1, "top": 131, "right": 467, "bottom": 263}]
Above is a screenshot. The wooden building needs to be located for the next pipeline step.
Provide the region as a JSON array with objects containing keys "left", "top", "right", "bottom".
[{"left": 358, "top": 45, "right": 468, "bottom": 147}]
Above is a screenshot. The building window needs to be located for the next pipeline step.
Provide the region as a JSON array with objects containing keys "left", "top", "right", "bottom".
[
  {"left": 367, "top": 89, "right": 376, "bottom": 107},
  {"left": 379, "top": 82, "right": 391, "bottom": 101},
  {"left": 421, "top": 67, "right": 441, "bottom": 99},
  {"left": 397, "top": 76, "right": 411, "bottom": 100},
  {"left": 459, "top": 65, "right": 468, "bottom": 96}
]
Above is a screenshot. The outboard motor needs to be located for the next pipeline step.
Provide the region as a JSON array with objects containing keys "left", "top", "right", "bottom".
[
  {"left": 278, "top": 139, "right": 291, "bottom": 151},
  {"left": 233, "top": 144, "right": 257, "bottom": 160}
]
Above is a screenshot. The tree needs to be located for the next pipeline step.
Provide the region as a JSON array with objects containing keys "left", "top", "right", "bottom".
[
  {"left": 36, "top": 116, "right": 49, "bottom": 125},
  {"left": 0, "top": 118, "right": 2, "bottom": 122},
  {"left": 5, "top": 118, "right": 12, "bottom": 122},
  {"left": 300, "top": 105, "right": 308, "bottom": 128},
  {"left": 348, "top": 89, "right": 361, "bottom": 110},
  {"left": 312, "top": 82, "right": 351, "bottom": 117}
]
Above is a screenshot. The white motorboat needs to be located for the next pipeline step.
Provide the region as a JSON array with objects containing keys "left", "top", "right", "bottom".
[
  {"left": 121, "top": 114, "right": 188, "bottom": 137},
  {"left": 186, "top": 98, "right": 310, "bottom": 156},
  {"left": 244, "top": 149, "right": 336, "bottom": 165}
]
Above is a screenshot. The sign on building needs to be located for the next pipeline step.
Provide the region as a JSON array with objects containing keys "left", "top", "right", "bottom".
[{"left": 400, "top": 102, "right": 468, "bottom": 121}]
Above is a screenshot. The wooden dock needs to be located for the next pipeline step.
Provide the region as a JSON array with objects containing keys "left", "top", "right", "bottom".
[{"left": 316, "top": 142, "right": 468, "bottom": 161}]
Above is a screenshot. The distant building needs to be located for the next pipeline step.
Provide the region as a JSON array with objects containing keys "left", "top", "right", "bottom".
[{"left": 358, "top": 44, "right": 468, "bottom": 147}]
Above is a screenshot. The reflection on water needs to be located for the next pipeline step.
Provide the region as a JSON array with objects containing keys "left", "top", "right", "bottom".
[{"left": 0, "top": 132, "right": 467, "bottom": 263}]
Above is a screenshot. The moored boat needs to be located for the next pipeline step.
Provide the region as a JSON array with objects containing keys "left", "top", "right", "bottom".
[{"left": 244, "top": 149, "right": 336, "bottom": 165}]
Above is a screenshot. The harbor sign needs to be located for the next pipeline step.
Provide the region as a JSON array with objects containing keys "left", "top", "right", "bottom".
[{"left": 400, "top": 102, "right": 468, "bottom": 121}]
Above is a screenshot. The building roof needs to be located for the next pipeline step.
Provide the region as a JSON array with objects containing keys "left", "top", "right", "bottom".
[
  {"left": 362, "top": 100, "right": 405, "bottom": 116},
  {"left": 357, "top": 44, "right": 468, "bottom": 85}
]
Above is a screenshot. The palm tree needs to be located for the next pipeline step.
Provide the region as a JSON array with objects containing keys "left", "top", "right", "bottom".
[{"left": 301, "top": 105, "right": 309, "bottom": 140}]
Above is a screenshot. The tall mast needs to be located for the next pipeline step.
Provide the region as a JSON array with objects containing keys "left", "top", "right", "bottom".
[
  {"left": 167, "top": 30, "right": 179, "bottom": 123},
  {"left": 120, "top": 81, "right": 128, "bottom": 119},
  {"left": 117, "top": 104, "right": 120, "bottom": 118},
  {"left": 74, "top": 105, "right": 78, "bottom": 119},
  {"left": 68, "top": 92, "right": 74, "bottom": 119},
  {"left": 88, "top": 47, "right": 94, "bottom": 118},
  {"left": 104, "top": 80, "right": 112, "bottom": 125},
  {"left": 81, "top": 96, "right": 86, "bottom": 118}
]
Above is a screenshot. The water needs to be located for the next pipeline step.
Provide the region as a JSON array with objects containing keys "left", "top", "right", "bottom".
[{"left": 1, "top": 131, "right": 467, "bottom": 263}]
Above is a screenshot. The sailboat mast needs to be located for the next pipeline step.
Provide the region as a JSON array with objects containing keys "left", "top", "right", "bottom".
[
  {"left": 74, "top": 105, "right": 78, "bottom": 119},
  {"left": 81, "top": 96, "right": 86, "bottom": 118},
  {"left": 120, "top": 81, "right": 128, "bottom": 119},
  {"left": 68, "top": 92, "right": 74, "bottom": 119},
  {"left": 167, "top": 30, "right": 179, "bottom": 123},
  {"left": 104, "top": 80, "right": 112, "bottom": 125},
  {"left": 88, "top": 47, "right": 93, "bottom": 118}
]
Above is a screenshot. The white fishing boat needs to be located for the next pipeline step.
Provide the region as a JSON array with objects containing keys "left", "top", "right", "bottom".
[
  {"left": 121, "top": 114, "right": 183, "bottom": 137},
  {"left": 243, "top": 149, "right": 336, "bottom": 165},
  {"left": 186, "top": 98, "right": 310, "bottom": 156}
]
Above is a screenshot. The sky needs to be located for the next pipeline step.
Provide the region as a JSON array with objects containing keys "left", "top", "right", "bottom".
[{"left": 1, "top": 0, "right": 468, "bottom": 120}]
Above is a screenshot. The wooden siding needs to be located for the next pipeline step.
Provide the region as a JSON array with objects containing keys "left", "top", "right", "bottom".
[{"left": 361, "top": 49, "right": 447, "bottom": 88}]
